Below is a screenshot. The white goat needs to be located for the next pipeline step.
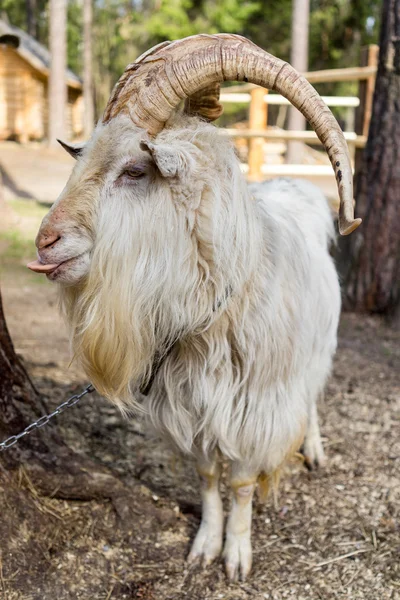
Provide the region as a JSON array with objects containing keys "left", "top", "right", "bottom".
[{"left": 28, "top": 34, "right": 361, "bottom": 581}]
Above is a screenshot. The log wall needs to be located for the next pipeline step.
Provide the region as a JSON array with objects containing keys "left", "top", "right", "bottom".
[{"left": 0, "top": 46, "right": 83, "bottom": 142}]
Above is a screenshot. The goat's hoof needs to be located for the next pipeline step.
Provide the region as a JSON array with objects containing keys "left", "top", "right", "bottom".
[
  {"left": 187, "top": 524, "right": 223, "bottom": 567},
  {"left": 301, "top": 437, "right": 326, "bottom": 471},
  {"left": 303, "top": 452, "right": 327, "bottom": 471},
  {"left": 302, "top": 448, "right": 327, "bottom": 471},
  {"left": 223, "top": 533, "right": 252, "bottom": 582}
]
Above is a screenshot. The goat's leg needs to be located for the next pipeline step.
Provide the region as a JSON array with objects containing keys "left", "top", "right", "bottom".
[
  {"left": 187, "top": 455, "right": 223, "bottom": 565},
  {"left": 302, "top": 398, "right": 326, "bottom": 469},
  {"left": 223, "top": 463, "right": 257, "bottom": 581}
]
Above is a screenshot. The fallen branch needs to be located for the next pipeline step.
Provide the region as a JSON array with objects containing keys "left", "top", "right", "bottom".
[{"left": 309, "top": 548, "right": 373, "bottom": 570}]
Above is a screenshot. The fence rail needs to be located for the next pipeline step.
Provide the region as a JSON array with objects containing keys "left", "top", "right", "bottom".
[
  {"left": 221, "top": 129, "right": 367, "bottom": 148},
  {"left": 220, "top": 93, "right": 360, "bottom": 107},
  {"left": 218, "top": 45, "right": 379, "bottom": 183},
  {"left": 221, "top": 65, "right": 378, "bottom": 95}
]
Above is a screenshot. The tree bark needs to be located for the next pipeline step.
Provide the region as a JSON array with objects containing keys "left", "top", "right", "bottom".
[
  {"left": 286, "top": 0, "right": 310, "bottom": 164},
  {"left": 48, "top": 0, "right": 67, "bottom": 146},
  {"left": 343, "top": 0, "right": 400, "bottom": 316},
  {"left": 0, "top": 289, "right": 129, "bottom": 511},
  {"left": 26, "top": 0, "right": 38, "bottom": 38},
  {"left": 0, "top": 288, "right": 46, "bottom": 467},
  {"left": 83, "top": 0, "right": 95, "bottom": 137}
]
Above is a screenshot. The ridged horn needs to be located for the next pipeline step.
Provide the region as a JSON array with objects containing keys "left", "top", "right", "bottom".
[
  {"left": 103, "top": 34, "right": 361, "bottom": 236},
  {"left": 184, "top": 82, "right": 223, "bottom": 121}
]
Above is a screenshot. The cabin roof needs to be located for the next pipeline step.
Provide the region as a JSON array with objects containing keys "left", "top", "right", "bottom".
[{"left": 0, "top": 18, "right": 82, "bottom": 90}]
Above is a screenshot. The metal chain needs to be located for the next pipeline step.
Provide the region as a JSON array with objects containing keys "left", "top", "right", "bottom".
[{"left": 0, "top": 384, "right": 94, "bottom": 452}]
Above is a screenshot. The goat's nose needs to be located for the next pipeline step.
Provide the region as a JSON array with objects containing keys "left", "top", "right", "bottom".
[{"left": 36, "top": 232, "right": 60, "bottom": 250}]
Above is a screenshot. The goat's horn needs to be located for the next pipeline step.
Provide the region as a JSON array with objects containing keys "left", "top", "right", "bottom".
[
  {"left": 103, "top": 34, "right": 361, "bottom": 236},
  {"left": 184, "top": 82, "right": 223, "bottom": 121}
]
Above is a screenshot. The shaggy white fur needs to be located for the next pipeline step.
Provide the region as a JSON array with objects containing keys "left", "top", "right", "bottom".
[{"left": 34, "top": 113, "right": 341, "bottom": 580}]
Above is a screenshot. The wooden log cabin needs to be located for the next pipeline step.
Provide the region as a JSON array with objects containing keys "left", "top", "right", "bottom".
[{"left": 0, "top": 19, "right": 83, "bottom": 142}]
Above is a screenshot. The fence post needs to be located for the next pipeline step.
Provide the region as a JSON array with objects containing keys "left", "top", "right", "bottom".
[
  {"left": 248, "top": 87, "right": 268, "bottom": 181},
  {"left": 354, "top": 45, "right": 379, "bottom": 170}
]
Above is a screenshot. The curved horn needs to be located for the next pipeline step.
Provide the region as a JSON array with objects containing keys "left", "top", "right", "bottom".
[
  {"left": 184, "top": 82, "right": 223, "bottom": 121},
  {"left": 103, "top": 34, "right": 361, "bottom": 235}
]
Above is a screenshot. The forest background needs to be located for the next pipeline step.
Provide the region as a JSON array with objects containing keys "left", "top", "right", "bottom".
[{"left": 0, "top": 0, "right": 382, "bottom": 118}]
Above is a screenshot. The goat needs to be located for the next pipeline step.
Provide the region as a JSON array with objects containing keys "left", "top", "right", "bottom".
[{"left": 28, "top": 34, "right": 361, "bottom": 581}]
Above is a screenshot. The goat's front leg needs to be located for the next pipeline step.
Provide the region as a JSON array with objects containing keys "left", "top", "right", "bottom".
[
  {"left": 188, "top": 455, "right": 223, "bottom": 566},
  {"left": 223, "top": 462, "right": 257, "bottom": 582}
]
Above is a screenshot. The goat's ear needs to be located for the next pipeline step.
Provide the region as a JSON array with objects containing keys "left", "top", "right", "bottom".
[
  {"left": 140, "top": 139, "right": 189, "bottom": 179},
  {"left": 57, "top": 139, "right": 85, "bottom": 160}
]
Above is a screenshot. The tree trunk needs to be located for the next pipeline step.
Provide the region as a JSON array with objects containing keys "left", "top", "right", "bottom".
[
  {"left": 0, "top": 289, "right": 129, "bottom": 512},
  {"left": 83, "top": 0, "right": 95, "bottom": 137},
  {"left": 48, "top": 0, "right": 67, "bottom": 146},
  {"left": 26, "top": 0, "right": 38, "bottom": 38},
  {"left": 343, "top": 0, "right": 400, "bottom": 316},
  {"left": 286, "top": 0, "right": 310, "bottom": 164},
  {"left": 0, "top": 288, "right": 46, "bottom": 468}
]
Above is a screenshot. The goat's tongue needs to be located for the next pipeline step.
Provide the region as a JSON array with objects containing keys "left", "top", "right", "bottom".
[{"left": 27, "top": 260, "right": 59, "bottom": 274}]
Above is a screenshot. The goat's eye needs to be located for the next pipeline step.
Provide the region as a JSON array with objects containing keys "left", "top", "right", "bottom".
[
  {"left": 116, "top": 161, "right": 149, "bottom": 186},
  {"left": 122, "top": 169, "right": 145, "bottom": 179}
]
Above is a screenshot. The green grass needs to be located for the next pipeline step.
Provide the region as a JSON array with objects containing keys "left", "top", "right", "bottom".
[
  {"left": 7, "top": 198, "right": 48, "bottom": 221},
  {"left": 0, "top": 198, "right": 49, "bottom": 283},
  {"left": 0, "top": 229, "right": 36, "bottom": 261},
  {"left": 0, "top": 229, "right": 43, "bottom": 284}
]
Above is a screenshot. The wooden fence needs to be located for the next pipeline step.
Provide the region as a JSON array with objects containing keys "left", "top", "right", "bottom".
[{"left": 219, "top": 45, "right": 379, "bottom": 181}]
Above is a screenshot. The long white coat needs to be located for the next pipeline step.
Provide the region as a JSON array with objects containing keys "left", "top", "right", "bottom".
[{"left": 147, "top": 175, "right": 340, "bottom": 474}]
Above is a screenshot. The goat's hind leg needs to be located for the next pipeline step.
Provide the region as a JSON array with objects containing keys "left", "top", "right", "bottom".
[
  {"left": 188, "top": 455, "right": 223, "bottom": 566},
  {"left": 302, "top": 397, "right": 326, "bottom": 469},
  {"left": 223, "top": 462, "right": 257, "bottom": 582}
]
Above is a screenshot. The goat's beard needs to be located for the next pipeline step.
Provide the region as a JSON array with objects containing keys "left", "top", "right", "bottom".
[
  {"left": 58, "top": 147, "right": 260, "bottom": 412},
  {"left": 57, "top": 186, "right": 222, "bottom": 411},
  {"left": 59, "top": 278, "right": 162, "bottom": 412}
]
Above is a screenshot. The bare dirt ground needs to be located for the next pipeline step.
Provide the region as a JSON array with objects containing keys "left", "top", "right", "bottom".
[
  {"left": 0, "top": 142, "right": 74, "bottom": 203},
  {"left": 0, "top": 199, "right": 399, "bottom": 600}
]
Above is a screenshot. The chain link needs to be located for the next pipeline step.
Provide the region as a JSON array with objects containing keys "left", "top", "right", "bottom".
[{"left": 0, "top": 384, "right": 94, "bottom": 452}]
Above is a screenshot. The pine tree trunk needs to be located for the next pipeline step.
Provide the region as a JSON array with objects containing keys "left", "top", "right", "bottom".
[
  {"left": 344, "top": 0, "right": 400, "bottom": 316},
  {"left": 286, "top": 0, "right": 309, "bottom": 164},
  {"left": 48, "top": 0, "right": 67, "bottom": 146},
  {"left": 83, "top": 0, "right": 95, "bottom": 137},
  {"left": 26, "top": 0, "right": 38, "bottom": 38},
  {"left": 0, "top": 289, "right": 128, "bottom": 509},
  {"left": 0, "top": 288, "right": 47, "bottom": 468}
]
